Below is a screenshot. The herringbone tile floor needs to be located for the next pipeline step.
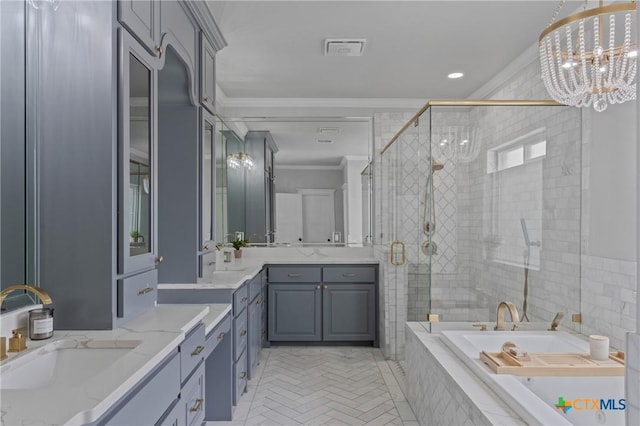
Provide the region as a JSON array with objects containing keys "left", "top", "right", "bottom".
[{"left": 208, "top": 346, "right": 418, "bottom": 426}]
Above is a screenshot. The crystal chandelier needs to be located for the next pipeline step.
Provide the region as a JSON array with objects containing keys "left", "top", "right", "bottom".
[
  {"left": 539, "top": 0, "right": 637, "bottom": 112},
  {"left": 433, "top": 125, "right": 481, "bottom": 164},
  {"left": 227, "top": 152, "right": 254, "bottom": 170}
]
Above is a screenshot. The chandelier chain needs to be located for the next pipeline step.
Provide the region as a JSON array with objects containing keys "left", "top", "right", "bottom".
[{"left": 548, "top": 0, "right": 567, "bottom": 27}]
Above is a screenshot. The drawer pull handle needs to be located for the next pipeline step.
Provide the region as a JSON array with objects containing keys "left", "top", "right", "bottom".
[
  {"left": 287, "top": 273, "right": 301, "bottom": 277},
  {"left": 191, "top": 345, "right": 205, "bottom": 356},
  {"left": 256, "top": 298, "right": 263, "bottom": 305},
  {"left": 241, "top": 296, "right": 248, "bottom": 302},
  {"left": 240, "top": 330, "right": 247, "bottom": 336},
  {"left": 203, "top": 95, "right": 210, "bottom": 103},
  {"left": 137, "top": 286, "right": 154, "bottom": 296},
  {"left": 154, "top": 45, "right": 163, "bottom": 55},
  {"left": 189, "top": 399, "right": 203, "bottom": 413},
  {"left": 155, "top": 255, "right": 164, "bottom": 264},
  {"left": 342, "top": 273, "right": 357, "bottom": 277},
  {"left": 217, "top": 331, "right": 226, "bottom": 340},
  {"left": 240, "top": 372, "right": 247, "bottom": 379}
]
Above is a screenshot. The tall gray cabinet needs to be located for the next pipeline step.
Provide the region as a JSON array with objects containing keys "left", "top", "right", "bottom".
[
  {"left": 36, "top": 0, "right": 226, "bottom": 330},
  {"left": 244, "top": 131, "right": 278, "bottom": 244}
]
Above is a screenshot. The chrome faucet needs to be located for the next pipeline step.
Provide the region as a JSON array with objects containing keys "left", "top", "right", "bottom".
[
  {"left": 0, "top": 285, "right": 53, "bottom": 310},
  {"left": 494, "top": 301, "right": 520, "bottom": 331}
]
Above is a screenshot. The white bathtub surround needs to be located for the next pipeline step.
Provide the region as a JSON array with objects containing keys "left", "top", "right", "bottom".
[
  {"left": 626, "top": 333, "right": 640, "bottom": 425},
  {"left": 581, "top": 255, "right": 637, "bottom": 350},
  {"left": 406, "top": 323, "right": 524, "bottom": 425},
  {"left": 0, "top": 304, "right": 231, "bottom": 425}
]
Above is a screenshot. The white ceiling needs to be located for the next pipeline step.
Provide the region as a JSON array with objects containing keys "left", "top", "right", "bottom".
[{"left": 207, "top": 0, "right": 583, "bottom": 166}]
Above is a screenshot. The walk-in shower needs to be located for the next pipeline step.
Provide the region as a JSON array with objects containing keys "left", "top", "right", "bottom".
[{"left": 374, "top": 100, "right": 582, "bottom": 360}]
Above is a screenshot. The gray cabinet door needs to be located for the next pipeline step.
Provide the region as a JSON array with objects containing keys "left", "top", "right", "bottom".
[
  {"left": 322, "top": 284, "right": 375, "bottom": 341},
  {"left": 247, "top": 295, "right": 261, "bottom": 379},
  {"left": 200, "top": 33, "right": 216, "bottom": 113},
  {"left": 118, "top": 0, "right": 160, "bottom": 55},
  {"left": 118, "top": 30, "right": 160, "bottom": 275},
  {"left": 268, "top": 284, "right": 321, "bottom": 341}
]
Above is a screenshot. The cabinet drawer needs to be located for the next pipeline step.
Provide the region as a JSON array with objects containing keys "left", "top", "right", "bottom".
[
  {"left": 268, "top": 266, "right": 321, "bottom": 283},
  {"left": 233, "top": 351, "right": 247, "bottom": 405},
  {"left": 234, "top": 309, "right": 247, "bottom": 362},
  {"left": 233, "top": 283, "right": 248, "bottom": 317},
  {"left": 117, "top": 269, "right": 158, "bottom": 318},
  {"left": 180, "top": 323, "right": 205, "bottom": 384},
  {"left": 157, "top": 398, "right": 184, "bottom": 426},
  {"left": 323, "top": 266, "right": 376, "bottom": 283},
  {"left": 249, "top": 275, "right": 262, "bottom": 302},
  {"left": 204, "top": 313, "right": 231, "bottom": 359},
  {"left": 183, "top": 362, "right": 205, "bottom": 426},
  {"left": 104, "top": 350, "right": 180, "bottom": 425}
]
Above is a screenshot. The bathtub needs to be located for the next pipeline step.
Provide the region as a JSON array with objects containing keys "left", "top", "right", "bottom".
[{"left": 440, "top": 330, "right": 625, "bottom": 426}]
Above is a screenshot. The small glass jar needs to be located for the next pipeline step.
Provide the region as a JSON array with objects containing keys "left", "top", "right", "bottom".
[{"left": 29, "top": 307, "right": 54, "bottom": 340}]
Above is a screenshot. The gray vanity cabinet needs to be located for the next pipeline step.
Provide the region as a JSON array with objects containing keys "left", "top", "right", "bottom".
[
  {"left": 118, "top": 0, "right": 161, "bottom": 55},
  {"left": 322, "top": 284, "right": 375, "bottom": 341},
  {"left": 268, "top": 284, "right": 322, "bottom": 341},
  {"left": 247, "top": 273, "right": 264, "bottom": 378},
  {"left": 200, "top": 33, "right": 217, "bottom": 113},
  {"left": 267, "top": 265, "right": 377, "bottom": 344}
]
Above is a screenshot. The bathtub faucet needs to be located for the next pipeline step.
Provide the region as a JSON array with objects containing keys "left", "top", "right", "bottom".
[{"left": 494, "top": 301, "right": 520, "bottom": 331}]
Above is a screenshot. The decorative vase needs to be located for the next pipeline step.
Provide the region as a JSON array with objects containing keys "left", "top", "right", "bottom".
[{"left": 234, "top": 249, "right": 242, "bottom": 259}]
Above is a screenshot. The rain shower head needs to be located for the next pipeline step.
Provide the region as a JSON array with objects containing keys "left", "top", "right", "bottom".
[{"left": 431, "top": 160, "right": 444, "bottom": 172}]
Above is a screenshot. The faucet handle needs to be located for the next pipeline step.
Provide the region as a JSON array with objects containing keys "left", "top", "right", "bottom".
[{"left": 0, "top": 337, "right": 7, "bottom": 360}]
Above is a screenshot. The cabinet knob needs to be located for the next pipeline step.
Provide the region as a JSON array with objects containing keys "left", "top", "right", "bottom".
[
  {"left": 323, "top": 285, "right": 328, "bottom": 290},
  {"left": 154, "top": 45, "right": 163, "bottom": 55},
  {"left": 202, "top": 244, "right": 209, "bottom": 251},
  {"left": 203, "top": 95, "right": 210, "bottom": 103},
  {"left": 240, "top": 372, "right": 247, "bottom": 379},
  {"left": 241, "top": 296, "right": 248, "bottom": 302},
  {"left": 240, "top": 330, "right": 247, "bottom": 336},
  {"left": 315, "top": 285, "right": 320, "bottom": 290},
  {"left": 155, "top": 256, "right": 164, "bottom": 264}
]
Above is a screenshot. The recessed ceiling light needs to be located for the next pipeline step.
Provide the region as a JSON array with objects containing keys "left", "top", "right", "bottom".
[
  {"left": 317, "top": 139, "right": 334, "bottom": 144},
  {"left": 447, "top": 72, "right": 464, "bottom": 79}
]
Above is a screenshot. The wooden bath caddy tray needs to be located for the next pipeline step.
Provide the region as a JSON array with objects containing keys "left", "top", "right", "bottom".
[{"left": 480, "top": 350, "right": 625, "bottom": 376}]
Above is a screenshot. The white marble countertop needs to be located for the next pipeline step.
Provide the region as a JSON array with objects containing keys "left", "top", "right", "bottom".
[
  {"left": 159, "top": 246, "right": 378, "bottom": 290},
  {"left": 0, "top": 303, "right": 231, "bottom": 426}
]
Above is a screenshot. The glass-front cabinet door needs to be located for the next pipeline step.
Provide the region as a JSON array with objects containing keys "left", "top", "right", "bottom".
[
  {"left": 200, "top": 110, "right": 215, "bottom": 253},
  {"left": 119, "top": 31, "right": 158, "bottom": 274}
]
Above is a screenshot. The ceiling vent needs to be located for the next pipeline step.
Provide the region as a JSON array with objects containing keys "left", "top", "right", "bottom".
[
  {"left": 316, "top": 139, "right": 334, "bottom": 144},
  {"left": 324, "top": 39, "right": 366, "bottom": 57}
]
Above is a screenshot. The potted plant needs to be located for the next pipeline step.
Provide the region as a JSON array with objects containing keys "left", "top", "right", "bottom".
[
  {"left": 130, "top": 229, "right": 140, "bottom": 243},
  {"left": 231, "top": 237, "right": 249, "bottom": 258}
]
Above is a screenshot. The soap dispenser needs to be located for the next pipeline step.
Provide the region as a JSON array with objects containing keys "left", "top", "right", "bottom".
[{"left": 8, "top": 328, "right": 27, "bottom": 352}]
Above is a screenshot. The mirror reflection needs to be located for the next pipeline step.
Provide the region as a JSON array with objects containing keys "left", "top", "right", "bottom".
[
  {"left": 128, "top": 54, "right": 151, "bottom": 256},
  {"left": 202, "top": 120, "right": 214, "bottom": 244},
  {"left": 214, "top": 118, "right": 373, "bottom": 247}
]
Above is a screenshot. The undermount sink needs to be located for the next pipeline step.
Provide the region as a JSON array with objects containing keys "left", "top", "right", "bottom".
[{"left": 0, "top": 339, "right": 141, "bottom": 390}]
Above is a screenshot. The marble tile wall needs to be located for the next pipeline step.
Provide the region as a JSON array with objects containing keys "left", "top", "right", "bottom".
[{"left": 406, "top": 323, "right": 524, "bottom": 425}]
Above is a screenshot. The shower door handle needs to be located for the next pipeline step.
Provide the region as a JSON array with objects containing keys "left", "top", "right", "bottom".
[{"left": 390, "top": 241, "right": 406, "bottom": 266}]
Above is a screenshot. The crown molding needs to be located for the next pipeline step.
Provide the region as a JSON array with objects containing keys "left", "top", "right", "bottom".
[
  {"left": 468, "top": 38, "right": 540, "bottom": 100},
  {"left": 186, "top": 1, "right": 228, "bottom": 51},
  {"left": 277, "top": 164, "right": 343, "bottom": 171},
  {"left": 216, "top": 95, "right": 425, "bottom": 110}
]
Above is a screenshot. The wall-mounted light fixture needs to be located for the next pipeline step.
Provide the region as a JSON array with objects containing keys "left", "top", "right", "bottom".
[{"left": 227, "top": 152, "right": 254, "bottom": 170}]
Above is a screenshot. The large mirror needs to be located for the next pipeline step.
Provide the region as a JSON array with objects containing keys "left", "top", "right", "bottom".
[
  {"left": 0, "top": 0, "right": 38, "bottom": 311},
  {"left": 215, "top": 117, "right": 373, "bottom": 247}
]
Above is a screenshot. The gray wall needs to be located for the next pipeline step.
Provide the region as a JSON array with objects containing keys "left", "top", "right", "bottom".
[
  {"left": 275, "top": 168, "right": 345, "bottom": 237},
  {"left": 1, "top": 0, "right": 26, "bottom": 289},
  {"left": 588, "top": 103, "right": 637, "bottom": 261}
]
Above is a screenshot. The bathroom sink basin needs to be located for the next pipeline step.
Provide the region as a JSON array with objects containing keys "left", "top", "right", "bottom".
[{"left": 0, "top": 339, "right": 141, "bottom": 390}]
